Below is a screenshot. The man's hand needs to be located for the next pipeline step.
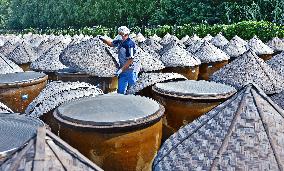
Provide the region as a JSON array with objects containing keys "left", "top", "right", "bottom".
[
  {"left": 114, "top": 68, "right": 123, "bottom": 77},
  {"left": 99, "top": 36, "right": 114, "bottom": 47}
]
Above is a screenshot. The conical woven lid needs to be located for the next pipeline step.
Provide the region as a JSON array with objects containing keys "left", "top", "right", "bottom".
[
  {"left": 0, "top": 127, "right": 103, "bottom": 171},
  {"left": 272, "top": 90, "right": 284, "bottom": 110},
  {"left": 211, "top": 32, "right": 229, "bottom": 48},
  {"left": 37, "top": 39, "right": 61, "bottom": 56},
  {"left": 0, "top": 36, "right": 6, "bottom": 46},
  {"left": 25, "top": 81, "right": 103, "bottom": 118},
  {"left": 180, "top": 35, "right": 189, "bottom": 44},
  {"left": 185, "top": 38, "right": 204, "bottom": 54},
  {"left": 59, "top": 38, "right": 118, "bottom": 77},
  {"left": 266, "top": 37, "right": 284, "bottom": 52},
  {"left": 0, "top": 41, "right": 16, "bottom": 57},
  {"left": 6, "top": 42, "right": 37, "bottom": 64},
  {"left": 136, "top": 33, "right": 146, "bottom": 42},
  {"left": 161, "top": 45, "right": 201, "bottom": 67},
  {"left": 160, "top": 33, "right": 179, "bottom": 46},
  {"left": 231, "top": 35, "right": 248, "bottom": 46},
  {"left": 159, "top": 41, "right": 184, "bottom": 56},
  {"left": 144, "top": 38, "right": 163, "bottom": 52},
  {"left": 266, "top": 52, "right": 284, "bottom": 77},
  {"left": 202, "top": 34, "right": 213, "bottom": 41},
  {"left": 194, "top": 41, "right": 230, "bottom": 63},
  {"left": 135, "top": 47, "right": 165, "bottom": 72},
  {"left": 210, "top": 49, "right": 284, "bottom": 94},
  {"left": 0, "top": 54, "right": 23, "bottom": 74},
  {"left": 30, "top": 42, "right": 67, "bottom": 71},
  {"left": 28, "top": 36, "right": 44, "bottom": 48},
  {"left": 247, "top": 36, "right": 274, "bottom": 55},
  {"left": 153, "top": 84, "right": 284, "bottom": 171},
  {"left": 129, "top": 33, "right": 136, "bottom": 39},
  {"left": 184, "top": 34, "right": 201, "bottom": 47},
  {"left": 139, "top": 42, "right": 161, "bottom": 60},
  {"left": 222, "top": 35, "right": 248, "bottom": 58},
  {"left": 150, "top": 34, "right": 162, "bottom": 42}
]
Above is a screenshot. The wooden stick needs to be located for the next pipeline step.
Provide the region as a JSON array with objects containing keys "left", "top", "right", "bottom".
[{"left": 33, "top": 127, "right": 46, "bottom": 171}]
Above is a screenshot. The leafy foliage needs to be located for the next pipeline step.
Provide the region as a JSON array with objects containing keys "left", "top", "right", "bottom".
[
  {"left": 1, "top": 21, "right": 283, "bottom": 42},
  {"left": 0, "top": 0, "right": 283, "bottom": 29}
]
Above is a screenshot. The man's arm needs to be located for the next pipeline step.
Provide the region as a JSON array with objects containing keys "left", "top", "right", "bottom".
[
  {"left": 101, "top": 39, "right": 114, "bottom": 47},
  {"left": 121, "top": 58, "right": 134, "bottom": 72}
]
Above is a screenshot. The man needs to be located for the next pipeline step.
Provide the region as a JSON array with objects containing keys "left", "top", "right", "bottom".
[{"left": 99, "top": 26, "right": 140, "bottom": 94}]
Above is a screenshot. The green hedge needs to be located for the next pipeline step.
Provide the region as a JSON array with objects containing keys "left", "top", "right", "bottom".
[
  {"left": 147, "top": 21, "right": 284, "bottom": 42},
  {"left": 0, "top": 21, "right": 283, "bottom": 42}
]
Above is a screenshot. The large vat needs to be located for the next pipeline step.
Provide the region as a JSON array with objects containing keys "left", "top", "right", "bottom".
[
  {"left": 259, "top": 54, "right": 273, "bottom": 61},
  {"left": 18, "top": 62, "right": 31, "bottom": 71},
  {"left": 198, "top": 60, "right": 228, "bottom": 80},
  {"left": 152, "top": 80, "right": 236, "bottom": 139},
  {"left": 53, "top": 94, "right": 164, "bottom": 171},
  {"left": 0, "top": 72, "right": 48, "bottom": 113}
]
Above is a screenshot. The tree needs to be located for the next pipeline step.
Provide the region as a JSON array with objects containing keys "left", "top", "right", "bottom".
[{"left": 0, "top": 0, "right": 10, "bottom": 28}]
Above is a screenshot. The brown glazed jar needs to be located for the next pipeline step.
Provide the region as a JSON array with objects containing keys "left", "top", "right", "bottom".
[
  {"left": 0, "top": 71, "right": 48, "bottom": 113},
  {"left": 198, "top": 60, "right": 228, "bottom": 80},
  {"left": 18, "top": 62, "right": 31, "bottom": 71},
  {"left": 53, "top": 94, "right": 164, "bottom": 171},
  {"left": 152, "top": 80, "right": 236, "bottom": 139},
  {"left": 258, "top": 54, "right": 273, "bottom": 61}
]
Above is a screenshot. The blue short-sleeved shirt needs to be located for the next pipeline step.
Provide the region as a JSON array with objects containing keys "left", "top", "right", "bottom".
[{"left": 112, "top": 38, "right": 140, "bottom": 73}]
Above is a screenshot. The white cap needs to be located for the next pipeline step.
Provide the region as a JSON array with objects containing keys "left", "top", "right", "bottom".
[{"left": 118, "top": 26, "right": 130, "bottom": 35}]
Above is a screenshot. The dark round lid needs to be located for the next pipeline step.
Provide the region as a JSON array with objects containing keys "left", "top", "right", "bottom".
[
  {"left": 55, "top": 68, "right": 89, "bottom": 77},
  {"left": 153, "top": 80, "right": 237, "bottom": 99},
  {"left": 57, "top": 67, "right": 79, "bottom": 73},
  {"left": 0, "top": 114, "right": 44, "bottom": 154},
  {"left": 0, "top": 71, "right": 47, "bottom": 86},
  {"left": 54, "top": 94, "right": 164, "bottom": 129}
]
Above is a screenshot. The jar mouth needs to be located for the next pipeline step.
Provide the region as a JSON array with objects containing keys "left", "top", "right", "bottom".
[
  {"left": 53, "top": 95, "right": 165, "bottom": 131},
  {"left": 0, "top": 71, "right": 47, "bottom": 88},
  {"left": 152, "top": 87, "right": 236, "bottom": 102},
  {"left": 152, "top": 80, "right": 237, "bottom": 100},
  {"left": 53, "top": 104, "right": 164, "bottom": 133}
]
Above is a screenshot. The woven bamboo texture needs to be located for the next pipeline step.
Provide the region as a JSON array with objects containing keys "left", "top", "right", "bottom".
[
  {"left": 0, "top": 127, "right": 103, "bottom": 171},
  {"left": 153, "top": 83, "right": 284, "bottom": 171}
]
